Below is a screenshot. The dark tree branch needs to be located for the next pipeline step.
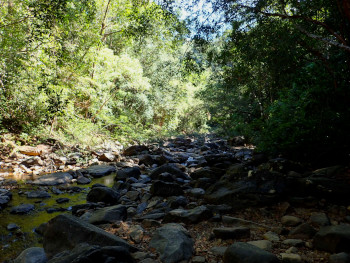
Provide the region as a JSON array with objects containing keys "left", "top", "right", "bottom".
[{"left": 236, "top": 4, "right": 347, "bottom": 46}]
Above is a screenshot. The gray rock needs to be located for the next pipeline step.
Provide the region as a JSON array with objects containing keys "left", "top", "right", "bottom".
[
  {"left": 125, "top": 191, "right": 140, "bottom": 201},
  {"left": 89, "top": 205, "right": 127, "bottom": 224},
  {"left": 76, "top": 176, "right": 91, "bottom": 185},
  {"left": 140, "top": 212, "right": 165, "bottom": 220},
  {"left": 132, "top": 251, "right": 149, "bottom": 261},
  {"left": 32, "top": 172, "right": 72, "bottom": 186},
  {"left": 149, "top": 223, "right": 194, "bottom": 263},
  {"left": 10, "top": 204, "right": 35, "bottom": 214},
  {"left": 129, "top": 225, "right": 144, "bottom": 244},
  {"left": 163, "top": 205, "right": 212, "bottom": 224},
  {"left": 43, "top": 214, "right": 135, "bottom": 258},
  {"left": 14, "top": 247, "right": 47, "bottom": 263},
  {"left": 7, "top": 223, "right": 19, "bottom": 231},
  {"left": 247, "top": 240, "right": 273, "bottom": 251},
  {"left": 56, "top": 198, "right": 69, "bottom": 204},
  {"left": 280, "top": 253, "right": 302, "bottom": 263},
  {"left": 0, "top": 195, "right": 11, "bottom": 207},
  {"left": 150, "top": 164, "right": 189, "bottom": 181},
  {"left": 223, "top": 242, "right": 279, "bottom": 263},
  {"left": 116, "top": 167, "right": 141, "bottom": 180},
  {"left": 285, "top": 247, "right": 298, "bottom": 253},
  {"left": 98, "top": 152, "right": 116, "bottom": 162},
  {"left": 192, "top": 256, "right": 206, "bottom": 263},
  {"left": 281, "top": 216, "right": 302, "bottom": 227},
  {"left": 47, "top": 244, "right": 134, "bottom": 263},
  {"left": 282, "top": 239, "right": 304, "bottom": 247},
  {"left": 26, "top": 190, "right": 51, "bottom": 199},
  {"left": 138, "top": 154, "right": 158, "bottom": 166},
  {"left": 0, "top": 189, "right": 12, "bottom": 208},
  {"left": 263, "top": 231, "right": 280, "bottom": 242},
  {"left": 313, "top": 225, "right": 350, "bottom": 253},
  {"left": 186, "top": 188, "right": 205, "bottom": 198},
  {"left": 190, "top": 167, "right": 224, "bottom": 180},
  {"left": 210, "top": 246, "right": 227, "bottom": 256},
  {"left": 168, "top": 196, "right": 189, "bottom": 209},
  {"left": 329, "top": 252, "right": 350, "bottom": 263},
  {"left": 124, "top": 145, "right": 149, "bottom": 156},
  {"left": 310, "top": 212, "right": 330, "bottom": 227},
  {"left": 288, "top": 223, "right": 316, "bottom": 239},
  {"left": 213, "top": 227, "right": 250, "bottom": 240},
  {"left": 150, "top": 181, "right": 183, "bottom": 197},
  {"left": 86, "top": 187, "right": 120, "bottom": 204},
  {"left": 83, "top": 165, "right": 116, "bottom": 178}
]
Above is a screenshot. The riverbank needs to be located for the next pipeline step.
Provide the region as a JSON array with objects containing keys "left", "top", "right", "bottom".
[{"left": 1, "top": 136, "right": 350, "bottom": 262}]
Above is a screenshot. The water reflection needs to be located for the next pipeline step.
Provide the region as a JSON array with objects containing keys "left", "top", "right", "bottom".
[{"left": 0, "top": 172, "right": 116, "bottom": 261}]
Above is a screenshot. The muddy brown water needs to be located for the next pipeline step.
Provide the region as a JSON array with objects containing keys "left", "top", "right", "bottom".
[{"left": 0, "top": 174, "right": 115, "bottom": 261}]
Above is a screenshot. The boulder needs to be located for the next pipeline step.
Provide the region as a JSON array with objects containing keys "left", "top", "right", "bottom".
[
  {"left": 0, "top": 189, "right": 12, "bottom": 208},
  {"left": 149, "top": 223, "right": 194, "bottom": 263},
  {"left": 280, "top": 253, "right": 302, "bottom": 263},
  {"left": 310, "top": 212, "right": 330, "bottom": 227},
  {"left": 138, "top": 154, "right": 158, "bottom": 166},
  {"left": 288, "top": 223, "right": 316, "bottom": 239},
  {"left": 313, "top": 225, "right": 350, "bottom": 253},
  {"left": 281, "top": 216, "right": 302, "bottom": 227},
  {"left": 149, "top": 164, "right": 189, "bottom": 181},
  {"left": 10, "top": 204, "right": 35, "bottom": 214},
  {"left": 163, "top": 206, "right": 212, "bottom": 224},
  {"left": 26, "top": 190, "right": 51, "bottom": 199},
  {"left": 190, "top": 167, "right": 224, "bottom": 180},
  {"left": 14, "top": 247, "right": 47, "bottom": 263},
  {"left": 150, "top": 181, "right": 183, "bottom": 197},
  {"left": 282, "top": 239, "right": 304, "bottom": 247},
  {"left": 204, "top": 171, "right": 290, "bottom": 209},
  {"left": 86, "top": 187, "right": 120, "bottom": 204},
  {"left": 32, "top": 172, "right": 72, "bottom": 186},
  {"left": 116, "top": 167, "right": 141, "bottom": 181},
  {"left": 186, "top": 188, "right": 205, "bottom": 198},
  {"left": 47, "top": 244, "right": 134, "bottom": 263},
  {"left": 210, "top": 246, "right": 228, "bottom": 256},
  {"left": 223, "top": 242, "right": 279, "bottom": 263},
  {"left": 129, "top": 225, "right": 144, "bottom": 243},
  {"left": 329, "top": 252, "right": 350, "bottom": 263},
  {"left": 83, "top": 165, "right": 116, "bottom": 178},
  {"left": 7, "top": 223, "right": 19, "bottom": 231},
  {"left": 247, "top": 240, "right": 273, "bottom": 251},
  {"left": 89, "top": 205, "right": 127, "bottom": 224},
  {"left": 43, "top": 214, "right": 135, "bottom": 258},
  {"left": 124, "top": 145, "right": 149, "bottom": 156},
  {"left": 76, "top": 176, "right": 91, "bottom": 185},
  {"left": 98, "top": 152, "right": 116, "bottom": 162}
]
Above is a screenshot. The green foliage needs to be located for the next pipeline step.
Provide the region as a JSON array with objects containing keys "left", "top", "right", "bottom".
[
  {"left": 193, "top": 0, "right": 350, "bottom": 163},
  {"left": 0, "top": 0, "right": 208, "bottom": 146}
]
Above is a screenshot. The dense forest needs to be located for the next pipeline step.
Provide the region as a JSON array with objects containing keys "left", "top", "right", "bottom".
[{"left": 1, "top": 0, "right": 350, "bottom": 165}]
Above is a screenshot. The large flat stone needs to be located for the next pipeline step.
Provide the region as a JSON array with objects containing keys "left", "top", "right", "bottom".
[
  {"left": 43, "top": 214, "right": 136, "bottom": 258},
  {"left": 32, "top": 172, "right": 73, "bottom": 186},
  {"left": 313, "top": 225, "right": 350, "bottom": 253},
  {"left": 89, "top": 205, "right": 127, "bottom": 224},
  {"left": 83, "top": 165, "right": 116, "bottom": 178},
  {"left": 224, "top": 242, "right": 279, "bottom": 263}
]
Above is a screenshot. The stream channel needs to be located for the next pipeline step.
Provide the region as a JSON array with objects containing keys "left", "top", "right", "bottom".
[{"left": 0, "top": 173, "right": 115, "bottom": 261}]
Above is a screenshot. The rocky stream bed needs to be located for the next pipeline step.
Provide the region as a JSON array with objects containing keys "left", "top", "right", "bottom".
[{"left": 1, "top": 136, "right": 350, "bottom": 263}]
